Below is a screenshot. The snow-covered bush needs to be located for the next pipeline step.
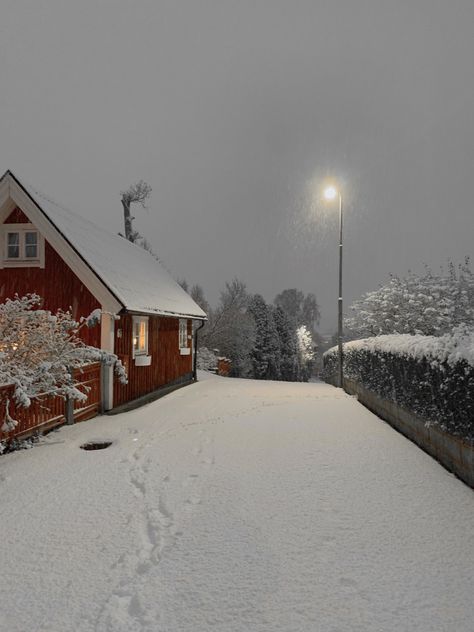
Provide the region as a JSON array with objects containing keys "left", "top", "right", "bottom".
[
  {"left": 196, "top": 347, "right": 218, "bottom": 371},
  {"left": 0, "top": 294, "right": 127, "bottom": 431},
  {"left": 323, "top": 326, "right": 474, "bottom": 439},
  {"left": 346, "top": 260, "right": 474, "bottom": 337},
  {"left": 296, "top": 324, "right": 316, "bottom": 381}
]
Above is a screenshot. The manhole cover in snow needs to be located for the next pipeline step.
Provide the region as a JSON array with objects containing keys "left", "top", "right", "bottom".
[{"left": 80, "top": 441, "right": 113, "bottom": 451}]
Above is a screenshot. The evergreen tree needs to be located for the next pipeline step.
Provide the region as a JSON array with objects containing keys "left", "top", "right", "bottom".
[
  {"left": 273, "top": 306, "right": 300, "bottom": 381},
  {"left": 248, "top": 295, "right": 281, "bottom": 380}
]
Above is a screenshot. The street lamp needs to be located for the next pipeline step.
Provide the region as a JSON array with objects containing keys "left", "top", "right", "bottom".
[{"left": 323, "top": 184, "right": 344, "bottom": 388}]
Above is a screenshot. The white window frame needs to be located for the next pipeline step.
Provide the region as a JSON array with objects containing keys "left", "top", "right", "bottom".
[
  {"left": 179, "top": 319, "right": 190, "bottom": 355},
  {"left": 132, "top": 316, "right": 149, "bottom": 358},
  {"left": 1, "top": 223, "right": 45, "bottom": 268}
]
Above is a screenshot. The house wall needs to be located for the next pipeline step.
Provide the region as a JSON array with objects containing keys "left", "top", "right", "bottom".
[
  {"left": 2, "top": 206, "right": 196, "bottom": 408},
  {"left": 113, "top": 314, "right": 193, "bottom": 406},
  {"left": 0, "top": 207, "right": 101, "bottom": 347}
]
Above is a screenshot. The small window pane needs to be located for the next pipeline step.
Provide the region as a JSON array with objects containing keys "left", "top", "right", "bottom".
[
  {"left": 7, "top": 233, "right": 20, "bottom": 258},
  {"left": 133, "top": 318, "right": 148, "bottom": 355},
  {"left": 179, "top": 319, "right": 187, "bottom": 348},
  {"left": 139, "top": 321, "right": 146, "bottom": 351},
  {"left": 25, "top": 232, "right": 38, "bottom": 258},
  {"left": 133, "top": 322, "right": 141, "bottom": 352}
]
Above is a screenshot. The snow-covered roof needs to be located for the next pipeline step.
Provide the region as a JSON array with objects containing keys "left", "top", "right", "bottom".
[{"left": 4, "top": 171, "right": 207, "bottom": 320}]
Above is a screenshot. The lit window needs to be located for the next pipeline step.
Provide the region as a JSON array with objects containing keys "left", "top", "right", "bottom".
[
  {"left": 179, "top": 319, "right": 188, "bottom": 349},
  {"left": 132, "top": 316, "right": 148, "bottom": 357}
]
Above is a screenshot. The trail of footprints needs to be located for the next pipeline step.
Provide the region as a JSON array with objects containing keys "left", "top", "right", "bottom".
[{"left": 95, "top": 427, "right": 215, "bottom": 631}]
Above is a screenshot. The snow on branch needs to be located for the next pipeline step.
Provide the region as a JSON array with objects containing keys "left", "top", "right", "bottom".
[
  {"left": 346, "top": 259, "right": 474, "bottom": 338},
  {"left": 0, "top": 294, "right": 127, "bottom": 429}
]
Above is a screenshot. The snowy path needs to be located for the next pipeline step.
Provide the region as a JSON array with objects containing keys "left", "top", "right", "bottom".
[{"left": 1, "top": 374, "right": 474, "bottom": 632}]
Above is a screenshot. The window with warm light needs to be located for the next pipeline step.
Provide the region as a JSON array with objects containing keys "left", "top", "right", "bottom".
[{"left": 132, "top": 316, "right": 148, "bottom": 357}]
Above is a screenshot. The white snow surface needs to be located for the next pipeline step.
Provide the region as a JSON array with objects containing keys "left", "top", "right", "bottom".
[
  {"left": 1, "top": 374, "right": 474, "bottom": 632},
  {"left": 325, "top": 326, "right": 474, "bottom": 367},
  {"left": 21, "top": 178, "right": 206, "bottom": 320}
]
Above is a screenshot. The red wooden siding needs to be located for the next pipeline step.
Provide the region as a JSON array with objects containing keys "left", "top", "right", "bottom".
[
  {"left": 0, "top": 363, "right": 101, "bottom": 443},
  {"left": 113, "top": 315, "right": 193, "bottom": 406},
  {"left": 72, "top": 363, "right": 102, "bottom": 421},
  {"left": 0, "top": 384, "right": 65, "bottom": 442},
  {"left": 1, "top": 208, "right": 101, "bottom": 347},
  {"left": 4, "top": 207, "right": 30, "bottom": 223}
]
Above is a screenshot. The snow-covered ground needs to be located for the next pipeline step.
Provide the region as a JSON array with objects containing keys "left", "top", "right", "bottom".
[{"left": 1, "top": 373, "right": 474, "bottom": 632}]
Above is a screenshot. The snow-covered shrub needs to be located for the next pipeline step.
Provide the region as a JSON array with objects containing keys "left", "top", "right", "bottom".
[
  {"left": 196, "top": 347, "right": 218, "bottom": 371},
  {"left": 346, "top": 260, "right": 474, "bottom": 337},
  {"left": 323, "top": 326, "right": 474, "bottom": 439},
  {"left": 0, "top": 294, "right": 127, "bottom": 431},
  {"left": 296, "top": 324, "right": 316, "bottom": 381}
]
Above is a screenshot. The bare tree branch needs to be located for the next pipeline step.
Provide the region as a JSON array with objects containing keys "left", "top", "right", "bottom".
[{"left": 120, "top": 181, "right": 152, "bottom": 242}]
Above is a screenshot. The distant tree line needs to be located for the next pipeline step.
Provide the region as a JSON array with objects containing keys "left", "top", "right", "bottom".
[{"left": 179, "top": 280, "right": 320, "bottom": 382}]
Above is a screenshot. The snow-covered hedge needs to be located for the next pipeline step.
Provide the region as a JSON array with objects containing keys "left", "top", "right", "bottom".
[{"left": 323, "top": 326, "right": 474, "bottom": 440}]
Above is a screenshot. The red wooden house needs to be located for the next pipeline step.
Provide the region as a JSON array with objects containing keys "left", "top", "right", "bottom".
[{"left": 0, "top": 170, "right": 207, "bottom": 416}]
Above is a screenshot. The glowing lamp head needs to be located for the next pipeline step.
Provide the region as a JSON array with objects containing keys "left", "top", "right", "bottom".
[{"left": 324, "top": 186, "right": 338, "bottom": 201}]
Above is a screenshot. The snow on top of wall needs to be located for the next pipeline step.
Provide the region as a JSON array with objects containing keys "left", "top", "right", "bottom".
[
  {"left": 21, "top": 180, "right": 207, "bottom": 320},
  {"left": 324, "top": 326, "right": 474, "bottom": 367}
]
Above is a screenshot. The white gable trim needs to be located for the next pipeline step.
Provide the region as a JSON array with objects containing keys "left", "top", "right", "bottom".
[
  {"left": 4, "top": 173, "right": 122, "bottom": 315},
  {"left": 0, "top": 178, "right": 14, "bottom": 218}
]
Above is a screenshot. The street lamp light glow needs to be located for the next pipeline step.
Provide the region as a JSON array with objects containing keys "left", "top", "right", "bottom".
[{"left": 324, "top": 186, "right": 338, "bottom": 201}]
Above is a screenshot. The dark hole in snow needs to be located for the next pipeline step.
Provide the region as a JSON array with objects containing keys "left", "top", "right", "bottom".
[{"left": 80, "top": 441, "right": 112, "bottom": 451}]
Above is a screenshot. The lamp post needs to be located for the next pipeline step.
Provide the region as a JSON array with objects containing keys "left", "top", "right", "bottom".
[{"left": 324, "top": 185, "right": 344, "bottom": 388}]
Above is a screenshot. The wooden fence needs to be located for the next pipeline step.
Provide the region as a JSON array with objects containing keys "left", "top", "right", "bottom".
[{"left": 0, "top": 363, "right": 102, "bottom": 444}]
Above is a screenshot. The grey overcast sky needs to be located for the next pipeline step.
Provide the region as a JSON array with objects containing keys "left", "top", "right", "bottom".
[{"left": 1, "top": 0, "right": 474, "bottom": 330}]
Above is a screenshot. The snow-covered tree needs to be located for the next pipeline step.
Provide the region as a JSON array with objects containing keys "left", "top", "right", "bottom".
[
  {"left": 205, "top": 279, "right": 256, "bottom": 377},
  {"left": 0, "top": 295, "right": 126, "bottom": 431},
  {"left": 273, "top": 306, "right": 300, "bottom": 381},
  {"left": 273, "top": 288, "right": 319, "bottom": 379},
  {"left": 196, "top": 346, "right": 218, "bottom": 371},
  {"left": 296, "top": 324, "right": 316, "bottom": 381},
  {"left": 120, "top": 180, "right": 152, "bottom": 243},
  {"left": 274, "top": 289, "right": 320, "bottom": 333},
  {"left": 346, "top": 259, "right": 474, "bottom": 338},
  {"left": 248, "top": 295, "right": 281, "bottom": 380}
]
